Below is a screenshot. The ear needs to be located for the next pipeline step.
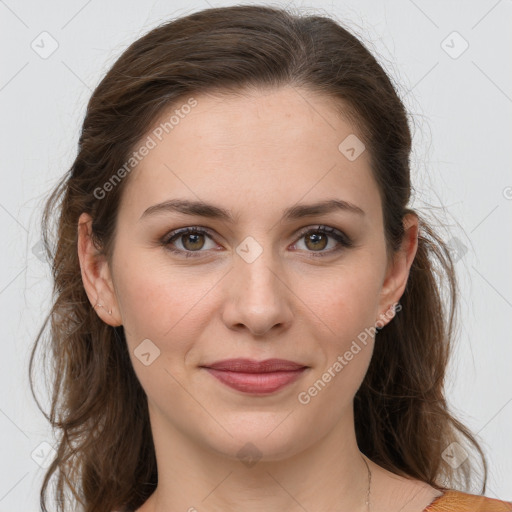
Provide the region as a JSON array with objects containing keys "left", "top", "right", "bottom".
[
  {"left": 376, "top": 213, "right": 419, "bottom": 328},
  {"left": 77, "top": 212, "right": 122, "bottom": 327}
]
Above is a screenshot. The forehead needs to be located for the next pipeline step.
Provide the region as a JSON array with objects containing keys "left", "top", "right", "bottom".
[{"left": 118, "top": 86, "right": 381, "bottom": 227}]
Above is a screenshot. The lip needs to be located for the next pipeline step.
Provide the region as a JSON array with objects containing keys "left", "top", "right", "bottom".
[
  {"left": 201, "top": 358, "right": 309, "bottom": 394},
  {"left": 203, "top": 358, "right": 307, "bottom": 372}
]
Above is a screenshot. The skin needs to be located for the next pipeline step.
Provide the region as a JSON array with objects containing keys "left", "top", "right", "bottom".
[{"left": 77, "top": 86, "right": 443, "bottom": 511}]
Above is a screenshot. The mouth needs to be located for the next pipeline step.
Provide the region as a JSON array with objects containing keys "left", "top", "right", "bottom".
[{"left": 200, "top": 358, "right": 309, "bottom": 394}]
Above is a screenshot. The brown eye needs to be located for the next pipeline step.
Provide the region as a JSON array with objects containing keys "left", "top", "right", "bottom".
[
  {"left": 293, "top": 225, "right": 354, "bottom": 257},
  {"left": 180, "top": 232, "right": 206, "bottom": 251},
  {"left": 162, "top": 227, "right": 217, "bottom": 258},
  {"left": 304, "top": 232, "right": 328, "bottom": 251}
]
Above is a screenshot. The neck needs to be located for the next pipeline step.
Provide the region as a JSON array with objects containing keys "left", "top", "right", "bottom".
[{"left": 141, "top": 402, "right": 371, "bottom": 512}]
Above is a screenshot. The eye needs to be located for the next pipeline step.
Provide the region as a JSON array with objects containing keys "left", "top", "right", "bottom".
[
  {"left": 161, "top": 225, "right": 354, "bottom": 258},
  {"left": 290, "top": 225, "right": 353, "bottom": 257},
  {"left": 161, "top": 226, "right": 218, "bottom": 258}
]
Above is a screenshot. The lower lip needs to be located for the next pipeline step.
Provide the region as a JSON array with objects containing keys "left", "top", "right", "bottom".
[{"left": 203, "top": 368, "right": 307, "bottom": 394}]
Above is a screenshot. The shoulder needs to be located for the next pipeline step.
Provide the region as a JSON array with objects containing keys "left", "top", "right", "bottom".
[{"left": 424, "top": 490, "right": 512, "bottom": 512}]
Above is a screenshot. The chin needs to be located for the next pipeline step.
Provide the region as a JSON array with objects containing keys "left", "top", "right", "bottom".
[{"left": 203, "top": 412, "right": 322, "bottom": 463}]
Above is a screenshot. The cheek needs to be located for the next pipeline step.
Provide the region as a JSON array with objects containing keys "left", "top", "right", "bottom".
[
  {"left": 113, "top": 249, "right": 217, "bottom": 351},
  {"left": 292, "top": 264, "right": 381, "bottom": 394},
  {"left": 293, "top": 262, "right": 383, "bottom": 339},
  {"left": 114, "top": 259, "right": 218, "bottom": 398},
  {"left": 294, "top": 269, "right": 381, "bottom": 412}
]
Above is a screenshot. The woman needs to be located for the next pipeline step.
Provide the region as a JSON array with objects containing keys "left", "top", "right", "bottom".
[{"left": 30, "top": 5, "right": 512, "bottom": 512}]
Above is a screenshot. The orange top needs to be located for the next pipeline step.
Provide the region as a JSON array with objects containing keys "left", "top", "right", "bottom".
[{"left": 424, "top": 490, "right": 512, "bottom": 511}]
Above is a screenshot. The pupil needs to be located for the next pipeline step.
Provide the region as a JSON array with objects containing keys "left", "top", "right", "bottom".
[
  {"left": 184, "top": 233, "right": 203, "bottom": 250},
  {"left": 307, "top": 233, "right": 326, "bottom": 250}
]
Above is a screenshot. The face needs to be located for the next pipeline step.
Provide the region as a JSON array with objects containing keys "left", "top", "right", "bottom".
[{"left": 79, "top": 85, "right": 417, "bottom": 462}]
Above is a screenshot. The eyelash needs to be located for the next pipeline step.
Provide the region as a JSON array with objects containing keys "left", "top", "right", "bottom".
[{"left": 160, "top": 225, "right": 354, "bottom": 259}]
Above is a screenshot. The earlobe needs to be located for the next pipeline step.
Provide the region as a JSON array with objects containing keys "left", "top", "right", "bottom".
[
  {"left": 94, "top": 303, "right": 112, "bottom": 315},
  {"left": 375, "top": 302, "right": 400, "bottom": 330},
  {"left": 77, "top": 212, "right": 122, "bottom": 326}
]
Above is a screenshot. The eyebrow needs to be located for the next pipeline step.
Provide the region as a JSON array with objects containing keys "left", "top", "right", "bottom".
[{"left": 139, "top": 198, "right": 365, "bottom": 223}]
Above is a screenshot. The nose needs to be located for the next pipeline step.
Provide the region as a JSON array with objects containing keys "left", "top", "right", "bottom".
[{"left": 221, "top": 245, "right": 293, "bottom": 337}]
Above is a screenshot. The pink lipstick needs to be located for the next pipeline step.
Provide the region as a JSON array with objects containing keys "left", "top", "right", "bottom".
[{"left": 201, "top": 358, "right": 308, "bottom": 394}]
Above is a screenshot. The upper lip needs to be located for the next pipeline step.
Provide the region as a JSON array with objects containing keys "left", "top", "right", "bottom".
[{"left": 201, "top": 358, "right": 307, "bottom": 373}]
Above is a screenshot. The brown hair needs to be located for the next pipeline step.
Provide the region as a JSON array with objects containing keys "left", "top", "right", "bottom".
[{"left": 30, "top": 4, "right": 487, "bottom": 511}]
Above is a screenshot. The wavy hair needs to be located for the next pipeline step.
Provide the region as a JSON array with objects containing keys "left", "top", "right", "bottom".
[{"left": 30, "top": 4, "right": 487, "bottom": 511}]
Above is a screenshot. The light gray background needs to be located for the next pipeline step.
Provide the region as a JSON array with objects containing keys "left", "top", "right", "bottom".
[{"left": 1, "top": 0, "right": 511, "bottom": 509}]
